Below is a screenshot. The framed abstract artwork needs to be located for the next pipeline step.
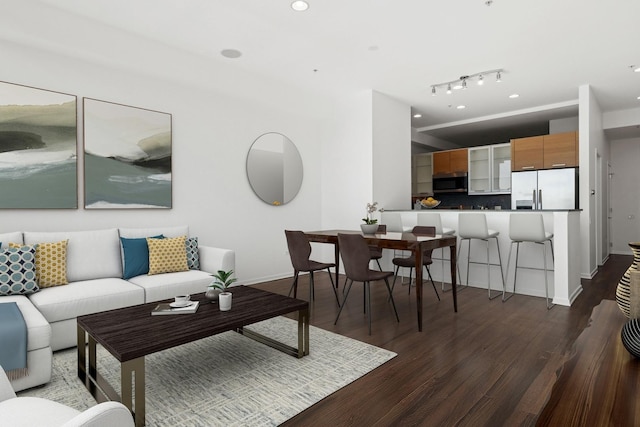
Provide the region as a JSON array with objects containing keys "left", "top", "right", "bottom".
[
  {"left": 0, "top": 81, "right": 77, "bottom": 209},
  {"left": 83, "top": 98, "right": 172, "bottom": 209}
]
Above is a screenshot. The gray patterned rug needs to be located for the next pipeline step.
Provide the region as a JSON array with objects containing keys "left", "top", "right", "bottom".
[{"left": 18, "top": 316, "right": 396, "bottom": 426}]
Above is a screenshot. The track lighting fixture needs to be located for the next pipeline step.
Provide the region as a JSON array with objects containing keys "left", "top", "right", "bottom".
[{"left": 430, "top": 69, "right": 503, "bottom": 96}]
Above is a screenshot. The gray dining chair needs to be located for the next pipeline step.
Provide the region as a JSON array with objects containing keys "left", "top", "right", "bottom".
[
  {"left": 390, "top": 226, "right": 440, "bottom": 300},
  {"left": 285, "top": 230, "right": 340, "bottom": 306},
  {"left": 334, "top": 233, "right": 399, "bottom": 335}
]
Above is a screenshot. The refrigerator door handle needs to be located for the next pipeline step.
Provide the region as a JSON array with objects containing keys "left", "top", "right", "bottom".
[
  {"left": 532, "top": 189, "right": 537, "bottom": 209},
  {"left": 538, "top": 189, "right": 543, "bottom": 209}
]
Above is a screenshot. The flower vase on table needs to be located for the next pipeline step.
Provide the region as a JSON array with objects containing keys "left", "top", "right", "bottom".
[{"left": 361, "top": 201, "right": 379, "bottom": 234}]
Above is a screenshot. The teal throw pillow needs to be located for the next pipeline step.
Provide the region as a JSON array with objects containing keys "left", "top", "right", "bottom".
[
  {"left": 186, "top": 237, "right": 200, "bottom": 270},
  {"left": 120, "top": 235, "right": 163, "bottom": 279},
  {"left": 0, "top": 245, "right": 39, "bottom": 296}
]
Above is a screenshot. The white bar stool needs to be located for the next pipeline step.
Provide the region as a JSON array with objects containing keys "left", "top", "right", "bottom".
[
  {"left": 505, "top": 213, "right": 555, "bottom": 309},
  {"left": 458, "top": 213, "right": 505, "bottom": 299},
  {"left": 417, "top": 212, "right": 457, "bottom": 291}
]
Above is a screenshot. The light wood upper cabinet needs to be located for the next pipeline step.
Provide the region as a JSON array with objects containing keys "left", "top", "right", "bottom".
[
  {"left": 433, "top": 149, "right": 468, "bottom": 175},
  {"left": 511, "top": 135, "right": 543, "bottom": 171},
  {"left": 511, "top": 131, "right": 578, "bottom": 171},
  {"left": 449, "top": 149, "right": 468, "bottom": 173},
  {"left": 543, "top": 131, "right": 579, "bottom": 168}
]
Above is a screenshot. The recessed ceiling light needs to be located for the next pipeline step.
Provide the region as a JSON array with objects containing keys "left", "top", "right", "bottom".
[
  {"left": 456, "top": 105, "right": 466, "bottom": 109},
  {"left": 291, "top": 1, "right": 309, "bottom": 11},
  {"left": 413, "top": 113, "right": 422, "bottom": 118},
  {"left": 221, "top": 49, "right": 242, "bottom": 59},
  {"left": 509, "top": 93, "right": 520, "bottom": 98}
]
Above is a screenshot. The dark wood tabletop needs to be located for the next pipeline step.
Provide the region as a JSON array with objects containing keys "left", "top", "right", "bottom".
[
  {"left": 536, "top": 300, "right": 640, "bottom": 426},
  {"left": 77, "top": 285, "right": 308, "bottom": 362}
]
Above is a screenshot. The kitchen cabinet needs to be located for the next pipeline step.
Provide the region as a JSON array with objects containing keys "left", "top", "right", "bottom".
[
  {"left": 543, "top": 131, "right": 579, "bottom": 168},
  {"left": 511, "top": 131, "right": 578, "bottom": 171},
  {"left": 468, "top": 143, "right": 511, "bottom": 194},
  {"left": 412, "top": 153, "right": 432, "bottom": 195},
  {"left": 511, "top": 135, "right": 543, "bottom": 170},
  {"left": 433, "top": 148, "right": 468, "bottom": 176}
]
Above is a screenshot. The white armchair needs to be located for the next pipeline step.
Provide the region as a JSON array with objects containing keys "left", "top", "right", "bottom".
[{"left": 0, "top": 365, "right": 134, "bottom": 427}]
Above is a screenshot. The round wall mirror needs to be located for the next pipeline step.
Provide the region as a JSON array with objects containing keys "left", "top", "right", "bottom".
[{"left": 246, "top": 132, "right": 303, "bottom": 205}]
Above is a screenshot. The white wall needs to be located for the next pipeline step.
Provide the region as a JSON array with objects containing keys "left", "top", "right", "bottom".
[
  {"left": 610, "top": 137, "right": 640, "bottom": 254},
  {"left": 320, "top": 91, "right": 374, "bottom": 233},
  {"left": 578, "top": 84, "right": 609, "bottom": 278},
  {"left": 372, "top": 91, "right": 411, "bottom": 211},
  {"left": 549, "top": 116, "right": 578, "bottom": 133},
  {"left": 1, "top": 40, "right": 329, "bottom": 285}
]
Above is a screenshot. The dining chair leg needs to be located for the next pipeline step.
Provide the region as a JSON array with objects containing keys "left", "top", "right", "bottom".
[
  {"left": 309, "top": 271, "right": 315, "bottom": 303},
  {"left": 365, "top": 281, "right": 371, "bottom": 335},
  {"left": 383, "top": 277, "right": 400, "bottom": 322},
  {"left": 334, "top": 279, "right": 354, "bottom": 325},
  {"left": 407, "top": 268, "right": 414, "bottom": 295},
  {"left": 425, "top": 266, "right": 440, "bottom": 301},
  {"left": 363, "top": 281, "right": 367, "bottom": 314},
  {"left": 326, "top": 267, "right": 340, "bottom": 306},
  {"left": 391, "top": 265, "right": 401, "bottom": 293},
  {"left": 288, "top": 271, "right": 300, "bottom": 298},
  {"left": 375, "top": 259, "right": 382, "bottom": 271}
]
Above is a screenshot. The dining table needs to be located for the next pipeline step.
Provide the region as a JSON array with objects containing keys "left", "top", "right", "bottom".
[{"left": 303, "top": 229, "right": 458, "bottom": 331}]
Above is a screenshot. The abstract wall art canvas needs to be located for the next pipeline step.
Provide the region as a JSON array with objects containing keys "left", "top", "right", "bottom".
[
  {"left": 83, "top": 98, "right": 172, "bottom": 209},
  {"left": 0, "top": 81, "right": 77, "bottom": 209}
]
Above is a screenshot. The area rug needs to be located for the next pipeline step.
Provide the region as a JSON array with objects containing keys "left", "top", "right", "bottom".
[{"left": 18, "top": 316, "right": 396, "bottom": 426}]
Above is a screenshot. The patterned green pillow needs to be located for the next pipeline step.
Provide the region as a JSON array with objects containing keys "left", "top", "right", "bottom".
[
  {"left": 0, "top": 245, "right": 39, "bottom": 296},
  {"left": 186, "top": 237, "right": 200, "bottom": 270}
]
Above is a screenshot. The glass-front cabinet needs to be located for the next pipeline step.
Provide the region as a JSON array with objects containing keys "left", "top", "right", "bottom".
[
  {"left": 468, "top": 143, "right": 511, "bottom": 195},
  {"left": 412, "top": 153, "right": 432, "bottom": 195}
]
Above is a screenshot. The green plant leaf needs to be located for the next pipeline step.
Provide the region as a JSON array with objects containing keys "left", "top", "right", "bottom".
[{"left": 209, "top": 269, "right": 237, "bottom": 290}]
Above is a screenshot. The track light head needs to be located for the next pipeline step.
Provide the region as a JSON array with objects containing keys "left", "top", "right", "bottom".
[
  {"left": 478, "top": 75, "right": 484, "bottom": 85},
  {"left": 496, "top": 71, "right": 502, "bottom": 82},
  {"left": 431, "top": 86, "right": 436, "bottom": 96},
  {"left": 446, "top": 84, "right": 452, "bottom": 94}
]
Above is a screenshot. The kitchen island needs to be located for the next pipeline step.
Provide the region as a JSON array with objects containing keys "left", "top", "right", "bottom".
[{"left": 380, "top": 209, "right": 581, "bottom": 306}]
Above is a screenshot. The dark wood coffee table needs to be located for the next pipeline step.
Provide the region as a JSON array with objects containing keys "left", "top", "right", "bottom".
[{"left": 76, "top": 286, "right": 309, "bottom": 427}]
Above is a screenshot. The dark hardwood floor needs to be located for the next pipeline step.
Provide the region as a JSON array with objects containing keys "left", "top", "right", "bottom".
[{"left": 252, "top": 255, "right": 630, "bottom": 427}]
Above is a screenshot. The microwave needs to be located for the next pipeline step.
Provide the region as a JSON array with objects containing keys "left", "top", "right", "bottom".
[{"left": 432, "top": 173, "right": 468, "bottom": 194}]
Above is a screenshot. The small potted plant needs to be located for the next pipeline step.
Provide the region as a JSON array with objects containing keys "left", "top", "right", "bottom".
[
  {"left": 206, "top": 270, "right": 237, "bottom": 310},
  {"left": 361, "top": 202, "right": 379, "bottom": 234}
]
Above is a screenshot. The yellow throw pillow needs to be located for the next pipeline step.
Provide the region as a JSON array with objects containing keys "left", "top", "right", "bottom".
[
  {"left": 10, "top": 240, "right": 69, "bottom": 287},
  {"left": 147, "top": 236, "right": 188, "bottom": 275}
]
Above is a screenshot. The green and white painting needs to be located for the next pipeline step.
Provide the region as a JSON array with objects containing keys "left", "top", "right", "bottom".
[
  {"left": 0, "top": 81, "right": 77, "bottom": 209},
  {"left": 83, "top": 98, "right": 172, "bottom": 209}
]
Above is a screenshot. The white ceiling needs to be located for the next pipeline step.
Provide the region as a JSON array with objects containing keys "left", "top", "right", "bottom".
[{"left": 3, "top": 0, "right": 640, "bottom": 146}]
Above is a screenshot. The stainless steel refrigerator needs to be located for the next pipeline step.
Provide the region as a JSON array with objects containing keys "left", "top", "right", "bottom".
[{"left": 511, "top": 168, "right": 578, "bottom": 210}]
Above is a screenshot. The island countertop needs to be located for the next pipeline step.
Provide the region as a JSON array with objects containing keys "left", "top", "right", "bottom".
[{"left": 380, "top": 210, "right": 582, "bottom": 306}]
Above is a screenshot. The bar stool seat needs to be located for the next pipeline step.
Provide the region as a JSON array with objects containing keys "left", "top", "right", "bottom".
[
  {"left": 458, "top": 213, "right": 505, "bottom": 299},
  {"left": 505, "top": 213, "right": 555, "bottom": 309}
]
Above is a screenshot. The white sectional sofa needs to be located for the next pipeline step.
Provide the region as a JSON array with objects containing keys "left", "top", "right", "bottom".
[{"left": 0, "top": 226, "right": 235, "bottom": 392}]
